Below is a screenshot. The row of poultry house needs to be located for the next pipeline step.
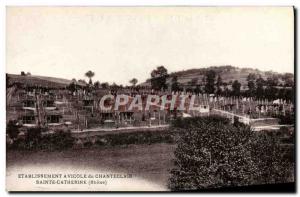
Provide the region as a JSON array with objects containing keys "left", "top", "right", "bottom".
[
  {"left": 6, "top": 85, "right": 294, "bottom": 132},
  {"left": 7, "top": 87, "right": 211, "bottom": 131}
]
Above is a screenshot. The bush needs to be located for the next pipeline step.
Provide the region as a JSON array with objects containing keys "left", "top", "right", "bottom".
[
  {"left": 9, "top": 128, "right": 75, "bottom": 151},
  {"left": 168, "top": 116, "right": 294, "bottom": 191},
  {"left": 39, "top": 130, "right": 75, "bottom": 150},
  {"left": 83, "top": 141, "right": 93, "bottom": 148},
  {"left": 171, "top": 115, "right": 230, "bottom": 129},
  {"left": 250, "top": 131, "right": 295, "bottom": 184},
  {"left": 169, "top": 116, "right": 255, "bottom": 190},
  {"left": 25, "top": 127, "right": 43, "bottom": 150},
  {"left": 276, "top": 113, "right": 295, "bottom": 125},
  {"left": 6, "top": 120, "right": 21, "bottom": 139},
  {"left": 94, "top": 129, "right": 174, "bottom": 147}
]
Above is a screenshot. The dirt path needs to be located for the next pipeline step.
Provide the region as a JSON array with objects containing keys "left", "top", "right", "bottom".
[{"left": 7, "top": 143, "right": 175, "bottom": 191}]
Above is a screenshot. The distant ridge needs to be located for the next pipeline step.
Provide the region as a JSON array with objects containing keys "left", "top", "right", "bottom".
[
  {"left": 6, "top": 73, "right": 86, "bottom": 88},
  {"left": 6, "top": 65, "right": 294, "bottom": 88},
  {"left": 140, "top": 65, "right": 293, "bottom": 87}
]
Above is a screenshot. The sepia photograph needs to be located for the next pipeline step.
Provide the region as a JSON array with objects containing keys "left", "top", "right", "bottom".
[{"left": 5, "top": 6, "right": 295, "bottom": 192}]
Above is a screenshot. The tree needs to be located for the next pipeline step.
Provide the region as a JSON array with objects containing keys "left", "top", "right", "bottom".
[
  {"left": 232, "top": 80, "right": 241, "bottom": 96},
  {"left": 85, "top": 70, "right": 95, "bottom": 85},
  {"left": 190, "top": 78, "right": 198, "bottom": 86},
  {"left": 216, "top": 75, "right": 223, "bottom": 96},
  {"left": 101, "top": 82, "right": 109, "bottom": 89},
  {"left": 129, "top": 78, "right": 138, "bottom": 87},
  {"left": 282, "top": 73, "right": 294, "bottom": 87},
  {"left": 94, "top": 81, "right": 101, "bottom": 89},
  {"left": 150, "top": 66, "right": 168, "bottom": 91},
  {"left": 266, "top": 75, "right": 279, "bottom": 87},
  {"left": 194, "top": 85, "right": 202, "bottom": 94},
  {"left": 171, "top": 76, "right": 180, "bottom": 92},
  {"left": 78, "top": 79, "right": 87, "bottom": 85},
  {"left": 285, "top": 87, "right": 294, "bottom": 102},
  {"left": 67, "top": 82, "right": 77, "bottom": 93},
  {"left": 204, "top": 70, "right": 216, "bottom": 94},
  {"left": 256, "top": 76, "right": 265, "bottom": 99},
  {"left": 21, "top": 71, "right": 26, "bottom": 76},
  {"left": 169, "top": 116, "right": 256, "bottom": 190},
  {"left": 222, "top": 83, "right": 231, "bottom": 97},
  {"left": 247, "top": 73, "right": 256, "bottom": 97},
  {"left": 111, "top": 82, "right": 119, "bottom": 89},
  {"left": 265, "top": 76, "right": 279, "bottom": 100},
  {"left": 278, "top": 88, "right": 286, "bottom": 99}
]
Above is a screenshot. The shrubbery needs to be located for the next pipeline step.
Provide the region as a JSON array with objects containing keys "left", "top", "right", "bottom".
[
  {"left": 39, "top": 130, "right": 75, "bottom": 150},
  {"left": 250, "top": 131, "right": 294, "bottom": 184},
  {"left": 9, "top": 127, "right": 75, "bottom": 151},
  {"left": 168, "top": 115, "right": 294, "bottom": 191},
  {"left": 8, "top": 126, "right": 173, "bottom": 150},
  {"left": 94, "top": 129, "right": 174, "bottom": 147},
  {"left": 276, "top": 113, "right": 295, "bottom": 125},
  {"left": 6, "top": 120, "right": 21, "bottom": 139}
]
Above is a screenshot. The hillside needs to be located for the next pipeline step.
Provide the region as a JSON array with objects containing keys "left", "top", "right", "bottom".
[
  {"left": 6, "top": 74, "right": 86, "bottom": 88},
  {"left": 6, "top": 65, "right": 294, "bottom": 89},
  {"left": 140, "top": 65, "right": 293, "bottom": 88}
]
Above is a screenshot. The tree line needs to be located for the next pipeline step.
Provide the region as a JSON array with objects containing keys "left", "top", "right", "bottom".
[
  {"left": 149, "top": 66, "right": 294, "bottom": 101},
  {"left": 67, "top": 70, "right": 140, "bottom": 92},
  {"left": 65, "top": 67, "right": 294, "bottom": 102}
]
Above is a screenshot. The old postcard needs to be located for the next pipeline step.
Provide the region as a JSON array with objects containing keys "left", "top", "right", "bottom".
[{"left": 6, "top": 6, "right": 295, "bottom": 192}]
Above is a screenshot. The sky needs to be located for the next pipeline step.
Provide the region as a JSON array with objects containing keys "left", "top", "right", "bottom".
[{"left": 6, "top": 7, "right": 294, "bottom": 85}]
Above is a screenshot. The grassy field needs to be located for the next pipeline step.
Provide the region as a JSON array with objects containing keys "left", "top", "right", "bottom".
[{"left": 7, "top": 143, "right": 175, "bottom": 191}]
